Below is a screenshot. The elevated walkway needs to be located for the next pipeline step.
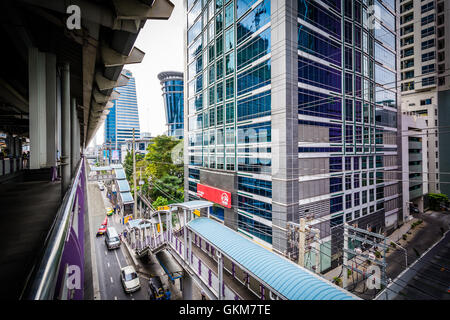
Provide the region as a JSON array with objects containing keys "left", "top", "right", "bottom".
[{"left": 0, "top": 169, "right": 61, "bottom": 299}]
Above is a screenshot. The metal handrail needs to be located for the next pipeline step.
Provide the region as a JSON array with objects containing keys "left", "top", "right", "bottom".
[{"left": 21, "top": 159, "right": 84, "bottom": 300}]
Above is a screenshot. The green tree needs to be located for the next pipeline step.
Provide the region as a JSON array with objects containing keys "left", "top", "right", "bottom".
[
  {"left": 152, "top": 196, "right": 169, "bottom": 208},
  {"left": 427, "top": 193, "right": 449, "bottom": 210},
  {"left": 144, "top": 135, "right": 183, "bottom": 180}
]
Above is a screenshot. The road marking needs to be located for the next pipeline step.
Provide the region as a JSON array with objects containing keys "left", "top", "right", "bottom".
[
  {"left": 114, "top": 248, "right": 122, "bottom": 269},
  {"left": 132, "top": 298, "right": 135, "bottom": 301},
  {"left": 107, "top": 262, "right": 110, "bottom": 268},
  {"left": 114, "top": 296, "right": 117, "bottom": 300},
  {"left": 110, "top": 277, "right": 114, "bottom": 283},
  {"left": 105, "top": 251, "right": 107, "bottom": 256}
]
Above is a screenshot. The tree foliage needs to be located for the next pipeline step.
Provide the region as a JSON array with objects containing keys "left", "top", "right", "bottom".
[
  {"left": 123, "top": 135, "right": 184, "bottom": 204},
  {"left": 427, "top": 193, "right": 449, "bottom": 210}
]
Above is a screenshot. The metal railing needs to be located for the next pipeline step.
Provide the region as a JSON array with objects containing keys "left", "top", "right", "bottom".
[{"left": 21, "top": 159, "right": 85, "bottom": 300}]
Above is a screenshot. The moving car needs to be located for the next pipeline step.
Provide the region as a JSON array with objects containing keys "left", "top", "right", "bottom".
[
  {"left": 148, "top": 276, "right": 170, "bottom": 300},
  {"left": 96, "top": 217, "right": 108, "bottom": 236},
  {"left": 98, "top": 182, "right": 104, "bottom": 191},
  {"left": 105, "top": 227, "right": 121, "bottom": 250},
  {"left": 120, "top": 266, "right": 140, "bottom": 293}
]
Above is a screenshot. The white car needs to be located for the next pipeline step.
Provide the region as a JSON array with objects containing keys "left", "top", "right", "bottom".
[
  {"left": 98, "top": 182, "right": 104, "bottom": 191},
  {"left": 120, "top": 266, "right": 140, "bottom": 293}
]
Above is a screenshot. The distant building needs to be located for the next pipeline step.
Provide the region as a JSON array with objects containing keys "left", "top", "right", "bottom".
[
  {"left": 105, "top": 69, "right": 141, "bottom": 157},
  {"left": 399, "top": 0, "right": 450, "bottom": 195},
  {"left": 401, "top": 113, "right": 428, "bottom": 218},
  {"left": 157, "top": 71, "right": 184, "bottom": 139},
  {"left": 121, "top": 136, "right": 154, "bottom": 163}
]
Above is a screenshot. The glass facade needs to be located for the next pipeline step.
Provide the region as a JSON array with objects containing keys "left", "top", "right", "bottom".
[
  {"left": 104, "top": 70, "right": 140, "bottom": 156},
  {"left": 158, "top": 72, "right": 184, "bottom": 139},
  {"left": 186, "top": 0, "right": 400, "bottom": 255}
]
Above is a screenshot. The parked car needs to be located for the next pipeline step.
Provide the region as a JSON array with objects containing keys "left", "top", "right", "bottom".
[
  {"left": 120, "top": 266, "right": 140, "bottom": 293},
  {"left": 106, "top": 207, "right": 114, "bottom": 216},
  {"left": 96, "top": 217, "right": 108, "bottom": 236},
  {"left": 148, "top": 276, "right": 170, "bottom": 300},
  {"left": 410, "top": 206, "right": 419, "bottom": 214}
]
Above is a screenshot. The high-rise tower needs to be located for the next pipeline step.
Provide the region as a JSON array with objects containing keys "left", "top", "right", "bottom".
[
  {"left": 158, "top": 71, "right": 184, "bottom": 139},
  {"left": 105, "top": 69, "right": 141, "bottom": 157},
  {"left": 184, "top": 0, "right": 401, "bottom": 272}
]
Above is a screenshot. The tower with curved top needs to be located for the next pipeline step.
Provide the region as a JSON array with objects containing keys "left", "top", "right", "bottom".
[{"left": 158, "top": 71, "right": 184, "bottom": 139}]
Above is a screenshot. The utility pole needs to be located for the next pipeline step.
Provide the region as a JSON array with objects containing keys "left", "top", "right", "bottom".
[
  {"left": 298, "top": 218, "right": 306, "bottom": 267},
  {"left": 343, "top": 223, "right": 349, "bottom": 289},
  {"left": 133, "top": 128, "right": 137, "bottom": 217},
  {"left": 313, "top": 229, "right": 321, "bottom": 274}
]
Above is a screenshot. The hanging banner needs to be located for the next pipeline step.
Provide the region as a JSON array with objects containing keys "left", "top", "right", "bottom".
[
  {"left": 196, "top": 184, "right": 231, "bottom": 208},
  {"left": 112, "top": 150, "right": 119, "bottom": 161}
]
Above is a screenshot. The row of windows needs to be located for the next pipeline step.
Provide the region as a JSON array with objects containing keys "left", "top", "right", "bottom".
[
  {"left": 237, "top": 121, "right": 271, "bottom": 144},
  {"left": 237, "top": 27, "right": 271, "bottom": 70},
  {"left": 238, "top": 176, "right": 272, "bottom": 198},
  {"left": 237, "top": 59, "right": 271, "bottom": 96},
  {"left": 238, "top": 214, "right": 272, "bottom": 244},
  {"left": 298, "top": 24, "right": 342, "bottom": 66},
  {"left": 236, "top": 0, "right": 270, "bottom": 45},
  {"left": 298, "top": 56, "right": 341, "bottom": 93}
]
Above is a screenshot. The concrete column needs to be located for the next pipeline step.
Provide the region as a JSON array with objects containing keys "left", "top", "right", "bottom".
[
  {"left": 218, "top": 252, "right": 223, "bottom": 300},
  {"left": 56, "top": 71, "right": 62, "bottom": 164},
  {"left": 28, "top": 47, "right": 47, "bottom": 169},
  {"left": 71, "top": 98, "right": 77, "bottom": 176},
  {"left": 181, "top": 273, "right": 193, "bottom": 300},
  {"left": 270, "top": 0, "right": 300, "bottom": 253},
  {"left": 61, "top": 63, "right": 71, "bottom": 194},
  {"left": 46, "top": 53, "right": 57, "bottom": 167},
  {"left": 183, "top": 209, "right": 187, "bottom": 260}
]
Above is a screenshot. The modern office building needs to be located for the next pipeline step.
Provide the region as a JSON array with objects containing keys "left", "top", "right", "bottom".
[
  {"left": 401, "top": 113, "right": 428, "bottom": 215},
  {"left": 158, "top": 71, "right": 184, "bottom": 139},
  {"left": 399, "top": 0, "right": 450, "bottom": 196},
  {"left": 185, "top": 0, "right": 401, "bottom": 271},
  {"left": 105, "top": 69, "right": 141, "bottom": 155}
]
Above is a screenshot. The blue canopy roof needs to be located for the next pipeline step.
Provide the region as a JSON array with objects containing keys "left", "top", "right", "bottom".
[
  {"left": 117, "top": 179, "right": 130, "bottom": 192},
  {"left": 188, "top": 217, "right": 357, "bottom": 300},
  {"left": 120, "top": 192, "right": 134, "bottom": 204},
  {"left": 115, "top": 168, "right": 126, "bottom": 180}
]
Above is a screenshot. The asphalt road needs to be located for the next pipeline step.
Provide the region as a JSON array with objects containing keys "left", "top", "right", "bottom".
[
  {"left": 87, "top": 181, "right": 203, "bottom": 300},
  {"left": 89, "top": 181, "right": 148, "bottom": 300}
]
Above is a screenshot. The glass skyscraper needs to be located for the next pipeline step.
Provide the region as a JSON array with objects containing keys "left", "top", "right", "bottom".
[
  {"left": 158, "top": 71, "right": 184, "bottom": 139},
  {"left": 185, "top": 0, "right": 400, "bottom": 272},
  {"left": 105, "top": 69, "right": 140, "bottom": 155}
]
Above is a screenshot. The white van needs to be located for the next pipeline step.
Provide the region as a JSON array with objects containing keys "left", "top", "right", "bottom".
[{"left": 105, "top": 227, "right": 121, "bottom": 250}]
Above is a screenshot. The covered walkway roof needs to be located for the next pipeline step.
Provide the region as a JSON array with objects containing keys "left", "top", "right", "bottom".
[
  {"left": 114, "top": 168, "right": 126, "bottom": 180},
  {"left": 187, "top": 217, "right": 358, "bottom": 300},
  {"left": 117, "top": 179, "right": 130, "bottom": 192}
]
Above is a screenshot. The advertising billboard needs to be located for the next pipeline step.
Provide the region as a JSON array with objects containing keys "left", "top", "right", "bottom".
[{"left": 196, "top": 184, "right": 231, "bottom": 208}]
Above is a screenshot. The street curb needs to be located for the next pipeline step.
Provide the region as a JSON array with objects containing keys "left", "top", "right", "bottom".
[{"left": 122, "top": 237, "right": 141, "bottom": 272}]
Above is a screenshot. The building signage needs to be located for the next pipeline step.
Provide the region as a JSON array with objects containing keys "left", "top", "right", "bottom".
[{"left": 196, "top": 184, "right": 231, "bottom": 208}]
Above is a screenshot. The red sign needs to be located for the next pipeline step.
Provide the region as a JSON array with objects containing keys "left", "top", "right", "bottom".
[{"left": 196, "top": 184, "right": 231, "bottom": 208}]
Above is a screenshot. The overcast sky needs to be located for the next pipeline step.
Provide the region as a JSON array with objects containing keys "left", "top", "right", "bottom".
[{"left": 91, "top": 0, "right": 184, "bottom": 147}]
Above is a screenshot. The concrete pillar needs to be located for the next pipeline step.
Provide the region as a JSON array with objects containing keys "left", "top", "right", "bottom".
[
  {"left": 56, "top": 71, "right": 62, "bottom": 164},
  {"left": 183, "top": 209, "right": 187, "bottom": 260},
  {"left": 218, "top": 252, "right": 223, "bottom": 300},
  {"left": 28, "top": 47, "right": 47, "bottom": 169},
  {"left": 181, "top": 273, "right": 193, "bottom": 300},
  {"left": 46, "top": 53, "right": 57, "bottom": 167},
  {"left": 71, "top": 98, "right": 77, "bottom": 176},
  {"left": 61, "top": 63, "right": 71, "bottom": 194}
]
